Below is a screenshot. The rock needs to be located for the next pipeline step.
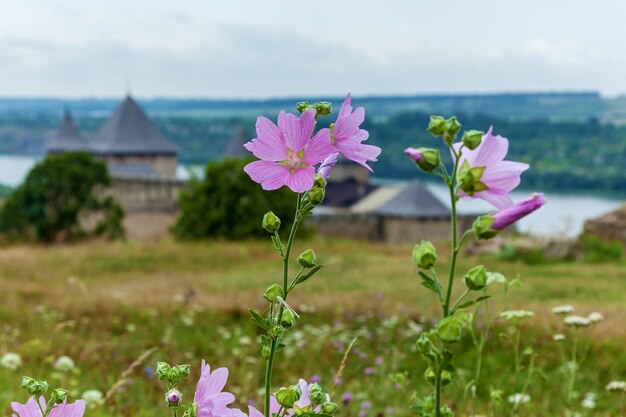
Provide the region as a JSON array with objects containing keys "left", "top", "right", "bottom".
[{"left": 583, "top": 204, "right": 626, "bottom": 244}]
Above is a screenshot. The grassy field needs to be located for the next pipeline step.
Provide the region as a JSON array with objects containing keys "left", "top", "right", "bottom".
[{"left": 0, "top": 237, "right": 624, "bottom": 417}]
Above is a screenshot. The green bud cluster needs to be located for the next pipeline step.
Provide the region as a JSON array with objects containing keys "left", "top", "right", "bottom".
[
  {"left": 298, "top": 249, "right": 317, "bottom": 268},
  {"left": 51, "top": 388, "right": 69, "bottom": 404},
  {"left": 416, "top": 148, "right": 442, "bottom": 172},
  {"left": 156, "top": 362, "right": 191, "bottom": 389},
  {"left": 428, "top": 115, "right": 462, "bottom": 145},
  {"left": 296, "top": 101, "right": 332, "bottom": 120},
  {"left": 21, "top": 376, "right": 48, "bottom": 397}
]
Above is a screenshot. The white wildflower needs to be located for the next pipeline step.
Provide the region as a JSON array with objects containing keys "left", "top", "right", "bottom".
[
  {"left": 82, "top": 390, "right": 104, "bottom": 409},
  {"left": 552, "top": 305, "right": 575, "bottom": 315},
  {"left": 0, "top": 352, "right": 22, "bottom": 370},
  {"left": 507, "top": 393, "right": 530, "bottom": 405},
  {"left": 500, "top": 310, "right": 534, "bottom": 321},
  {"left": 564, "top": 315, "right": 591, "bottom": 328},
  {"left": 54, "top": 355, "right": 76, "bottom": 372},
  {"left": 588, "top": 312, "right": 603, "bottom": 323},
  {"left": 486, "top": 272, "right": 506, "bottom": 286},
  {"left": 581, "top": 392, "right": 596, "bottom": 409},
  {"left": 553, "top": 334, "right": 566, "bottom": 342},
  {"left": 606, "top": 380, "right": 626, "bottom": 392}
]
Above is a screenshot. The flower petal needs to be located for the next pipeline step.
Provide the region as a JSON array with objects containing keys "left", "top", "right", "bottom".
[
  {"left": 302, "top": 129, "right": 335, "bottom": 165},
  {"left": 471, "top": 189, "right": 514, "bottom": 210},
  {"left": 282, "top": 110, "right": 316, "bottom": 152},
  {"left": 286, "top": 166, "right": 315, "bottom": 193},
  {"left": 244, "top": 160, "right": 291, "bottom": 191},
  {"left": 472, "top": 127, "right": 509, "bottom": 167},
  {"left": 244, "top": 117, "right": 287, "bottom": 161}
]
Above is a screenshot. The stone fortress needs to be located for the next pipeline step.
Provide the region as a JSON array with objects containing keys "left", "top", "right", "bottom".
[{"left": 48, "top": 97, "right": 475, "bottom": 242}]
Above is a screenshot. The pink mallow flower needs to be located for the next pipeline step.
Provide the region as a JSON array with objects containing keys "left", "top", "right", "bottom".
[
  {"left": 317, "top": 152, "right": 339, "bottom": 180},
  {"left": 244, "top": 109, "right": 335, "bottom": 193},
  {"left": 491, "top": 193, "right": 547, "bottom": 230},
  {"left": 12, "top": 397, "right": 85, "bottom": 417},
  {"left": 453, "top": 127, "right": 529, "bottom": 209},
  {"left": 194, "top": 360, "right": 245, "bottom": 417},
  {"left": 327, "top": 94, "right": 381, "bottom": 171}
]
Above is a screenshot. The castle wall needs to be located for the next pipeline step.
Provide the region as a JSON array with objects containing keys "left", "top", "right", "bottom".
[
  {"left": 111, "top": 177, "right": 185, "bottom": 213},
  {"left": 104, "top": 155, "right": 178, "bottom": 179}
]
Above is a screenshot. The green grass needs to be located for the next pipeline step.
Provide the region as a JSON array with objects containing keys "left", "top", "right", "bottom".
[{"left": 0, "top": 237, "right": 624, "bottom": 417}]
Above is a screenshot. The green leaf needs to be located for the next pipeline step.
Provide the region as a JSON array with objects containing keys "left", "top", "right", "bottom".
[
  {"left": 456, "top": 295, "right": 491, "bottom": 311},
  {"left": 291, "top": 265, "right": 324, "bottom": 288},
  {"left": 418, "top": 271, "right": 441, "bottom": 294},
  {"left": 249, "top": 309, "right": 271, "bottom": 330}
]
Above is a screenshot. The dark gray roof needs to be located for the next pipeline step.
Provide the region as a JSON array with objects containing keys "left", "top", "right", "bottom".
[
  {"left": 90, "top": 96, "right": 178, "bottom": 156},
  {"left": 108, "top": 163, "right": 161, "bottom": 179},
  {"left": 46, "top": 111, "right": 89, "bottom": 153},
  {"left": 224, "top": 126, "right": 251, "bottom": 158},
  {"left": 374, "top": 180, "right": 450, "bottom": 219}
]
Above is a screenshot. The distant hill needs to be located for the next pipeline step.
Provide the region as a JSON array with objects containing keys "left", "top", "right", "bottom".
[
  {"left": 0, "top": 92, "right": 625, "bottom": 194},
  {"left": 2, "top": 91, "right": 626, "bottom": 121}
]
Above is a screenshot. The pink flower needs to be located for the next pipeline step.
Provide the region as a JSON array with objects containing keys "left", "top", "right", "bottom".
[
  {"left": 453, "top": 127, "right": 529, "bottom": 209},
  {"left": 244, "top": 109, "right": 335, "bottom": 193},
  {"left": 327, "top": 94, "right": 380, "bottom": 171},
  {"left": 194, "top": 360, "right": 245, "bottom": 417},
  {"left": 317, "top": 153, "right": 339, "bottom": 180},
  {"left": 491, "top": 193, "right": 546, "bottom": 230},
  {"left": 12, "top": 397, "right": 85, "bottom": 417},
  {"left": 404, "top": 147, "right": 424, "bottom": 162},
  {"left": 248, "top": 397, "right": 280, "bottom": 417}
]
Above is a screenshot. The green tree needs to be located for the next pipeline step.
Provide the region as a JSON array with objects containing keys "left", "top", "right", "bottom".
[
  {"left": 172, "top": 158, "right": 295, "bottom": 239},
  {"left": 0, "top": 152, "right": 125, "bottom": 242}
]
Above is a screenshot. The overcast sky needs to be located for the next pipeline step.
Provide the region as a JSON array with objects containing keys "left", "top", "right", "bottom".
[{"left": 1, "top": 0, "right": 625, "bottom": 98}]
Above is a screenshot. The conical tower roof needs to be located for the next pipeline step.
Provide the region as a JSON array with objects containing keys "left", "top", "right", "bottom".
[
  {"left": 224, "top": 126, "right": 251, "bottom": 158},
  {"left": 90, "top": 96, "right": 178, "bottom": 155},
  {"left": 46, "top": 111, "right": 89, "bottom": 153}
]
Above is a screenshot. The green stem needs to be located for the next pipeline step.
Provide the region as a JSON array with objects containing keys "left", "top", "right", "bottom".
[
  {"left": 264, "top": 193, "right": 302, "bottom": 417},
  {"left": 566, "top": 329, "right": 579, "bottom": 406},
  {"left": 514, "top": 326, "right": 521, "bottom": 376},
  {"left": 435, "top": 148, "right": 462, "bottom": 417}
]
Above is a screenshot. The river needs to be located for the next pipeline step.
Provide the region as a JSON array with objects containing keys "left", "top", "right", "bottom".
[{"left": 0, "top": 155, "right": 621, "bottom": 238}]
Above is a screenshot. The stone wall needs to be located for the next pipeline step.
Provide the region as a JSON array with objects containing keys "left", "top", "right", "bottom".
[
  {"left": 310, "top": 213, "right": 476, "bottom": 243},
  {"left": 111, "top": 177, "right": 185, "bottom": 213},
  {"left": 104, "top": 155, "right": 178, "bottom": 179}
]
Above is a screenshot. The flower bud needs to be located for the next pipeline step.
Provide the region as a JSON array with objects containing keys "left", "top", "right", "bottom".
[
  {"left": 306, "top": 187, "right": 325, "bottom": 206},
  {"left": 314, "top": 173, "right": 327, "bottom": 189},
  {"left": 404, "top": 147, "right": 440, "bottom": 172},
  {"left": 269, "top": 325, "right": 284, "bottom": 339},
  {"left": 276, "top": 384, "right": 302, "bottom": 408},
  {"left": 309, "top": 383, "right": 326, "bottom": 405},
  {"left": 472, "top": 215, "right": 499, "bottom": 240},
  {"left": 444, "top": 116, "right": 462, "bottom": 140},
  {"left": 321, "top": 402, "right": 338, "bottom": 415},
  {"left": 166, "top": 389, "right": 182, "bottom": 406},
  {"left": 263, "top": 284, "right": 284, "bottom": 303},
  {"left": 437, "top": 316, "right": 463, "bottom": 343},
  {"left": 51, "top": 388, "right": 69, "bottom": 404},
  {"left": 262, "top": 212, "right": 281, "bottom": 233},
  {"left": 427, "top": 116, "right": 446, "bottom": 136},
  {"left": 21, "top": 376, "right": 48, "bottom": 397},
  {"left": 464, "top": 265, "right": 488, "bottom": 291},
  {"left": 279, "top": 309, "right": 296, "bottom": 328},
  {"left": 298, "top": 249, "right": 317, "bottom": 268},
  {"left": 413, "top": 241, "right": 437, "bottom": 269},
  {"left": 424, "top": 368, "right": 452, "bottom": 387},
  {"left": 461, "top": 130, "right": 483, "bottom": 150}
]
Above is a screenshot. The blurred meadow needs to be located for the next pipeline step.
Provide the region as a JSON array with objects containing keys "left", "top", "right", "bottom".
[{"left": 1, "top": 237, "right": 624, "bottom": 416}]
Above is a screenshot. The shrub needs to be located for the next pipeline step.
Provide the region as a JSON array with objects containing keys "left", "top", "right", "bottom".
[
  {"left": 0, "top": 152, "right": 125, "bottom": 242},
  {"left": 171, "top": 158, "right": 296, "bottom": 240},
  {"left": 579, "top": 234, "right": 624, "bottom": 263}
]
